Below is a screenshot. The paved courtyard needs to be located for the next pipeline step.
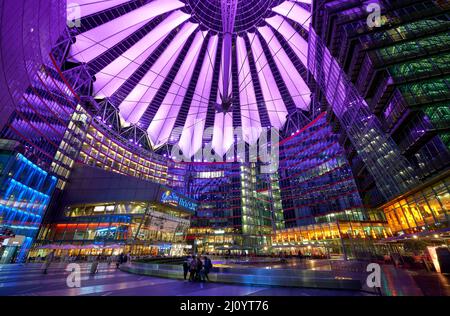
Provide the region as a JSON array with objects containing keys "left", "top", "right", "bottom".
[
  {"left": 0, "top": 263, "right": 369, "bottom": 296},
  {"left": 1, "top": 263, "right": 448, "bottom": 296}
]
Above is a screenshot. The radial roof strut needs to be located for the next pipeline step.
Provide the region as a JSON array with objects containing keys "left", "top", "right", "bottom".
[
  {"left": 141, "top": 25, "right": 200, "bottom": 129},
  {"left": 220, "top": 0, "right": 238, "bottom": 102}
]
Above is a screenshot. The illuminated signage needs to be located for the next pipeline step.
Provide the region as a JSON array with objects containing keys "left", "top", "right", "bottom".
[
  {"left": 2, "top": 235, "right": 25, "bottom": 247},
  {"left": 160, "top": 190, "right": 197, "bottom": 212},
  {"left": 161, "top": 190, "right": 178, "bottom": 206},
  {"left": 95, "top": 227, "right": 121, "bottom": 240}
]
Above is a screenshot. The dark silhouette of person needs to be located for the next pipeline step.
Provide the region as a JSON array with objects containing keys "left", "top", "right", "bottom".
[
  {"left": 182, "top": 257, "right": 189, "bottom": 280},
  {"left": 202, "top": 256, "right": 212, "bottom": 282}
]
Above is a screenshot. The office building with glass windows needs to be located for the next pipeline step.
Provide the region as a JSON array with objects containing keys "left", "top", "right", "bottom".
[{"left": 0, "top": 140, "right": 57, "bottom": 263}]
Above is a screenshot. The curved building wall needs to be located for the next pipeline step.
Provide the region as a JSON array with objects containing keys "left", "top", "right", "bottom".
[
  {"left": 0, "top": 0, "right": 66, "bottom": 130},
  {"left": 56, "top": 106, "right": 185, "bottom": 189}
]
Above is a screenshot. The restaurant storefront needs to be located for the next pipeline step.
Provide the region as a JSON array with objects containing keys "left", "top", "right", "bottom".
[
  {"left": 381, "top": 173, "right": 450, "bottom": 235},
  {"left": 28, "top": 164, "right": 198, "bottom": 260},
  {"left": 272, "top": 220, "right": 393, "bottom": 260}
]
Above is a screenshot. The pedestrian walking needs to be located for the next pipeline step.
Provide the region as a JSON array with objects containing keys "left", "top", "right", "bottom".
[
  {"left": 189, "top": 255, "right": 197, "bottom": 281},
  {"left": 42, "top": 250, "right": 55, "bottom": 274},
  {"left": 116, "top": 253, "right": 123, "bottom": 269},
  {"left": 195, "top": 256, "right": 203, "bottom": 282},
  {"left": 202, "top": 256, "right": 213, "bottom": 282},
  {"left": 90, "top": 256, "right": 99, "bottom": 275},
  {"left": 183, "top": 257, "right": 189, "bottom": 280}
]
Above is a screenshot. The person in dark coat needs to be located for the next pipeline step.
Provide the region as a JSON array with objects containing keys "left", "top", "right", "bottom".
[
  {"left": 42, "top": 250, "right": 55, "bottom": 274},
  {"left": 116, "top": 253, "right": 124, "bottom": 269},
  {"left": 202, "top": 256, "right": 213, "bottom": 282},
  {"left": 195, "top": 257, "right": 203, "bottom": 281},
  {"left": 182, "top": 257, "right": 189, "bottom": 280},
  {"left": 122, "top": 253, "right": 128, "bottom": 264},
  {"left": 189, "top": 255, "right": 197, "bottom": 281},
  {"left": 91, "top": 256, "right": 99, "bottom": 275}
]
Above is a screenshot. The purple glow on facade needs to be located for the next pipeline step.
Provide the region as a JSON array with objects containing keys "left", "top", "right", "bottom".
[{"left": 212, "top": 112, "right": 234, "bottom": 157}]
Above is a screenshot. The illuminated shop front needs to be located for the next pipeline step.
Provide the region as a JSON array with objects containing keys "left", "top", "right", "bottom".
[
  {"left": 0, "top": 140, "right": 57, "bottom": 263},
  {"left": 381, "top": 173, "right": 450, "bottom": 236},
  {"left": 272, "top": 220, "right": 393, "bottom": 260},
  {"left": 32, "top": 201, "right": 192, "bottom": 258},
  {"left": 30, "top": 164, "right": 196, "bottom": 258},
  {"left": 187, "top": 227, "right": 245, "bottom": 254}
]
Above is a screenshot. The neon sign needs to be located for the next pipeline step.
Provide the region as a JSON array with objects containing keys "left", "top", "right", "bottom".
[{"left": 160, "top": 190, "right": 197, "bottom": 212}]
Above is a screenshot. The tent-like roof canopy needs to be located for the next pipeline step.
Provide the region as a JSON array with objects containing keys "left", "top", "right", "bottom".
[{"left": 68, "top": 0, "right": 312, "bottom": 156}]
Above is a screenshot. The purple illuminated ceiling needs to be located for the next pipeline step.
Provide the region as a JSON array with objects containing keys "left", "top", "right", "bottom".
[{"left": 68, "top": 0, "right": 312, "bottom": 156}]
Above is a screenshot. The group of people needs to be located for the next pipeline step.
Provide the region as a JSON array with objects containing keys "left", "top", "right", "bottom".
[
  {"left": 183, "top": 255, "right": 213, "bottom": 282},
  {"left": 41, "top": 251, "right": 214, "bottom": 281},
  {"left": 115, "top": 253, "right": 131, "bottom": 268}
]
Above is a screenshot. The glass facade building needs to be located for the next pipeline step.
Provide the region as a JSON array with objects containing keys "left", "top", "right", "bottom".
[
  {"left": 0, "top": 140, "right": 57, "bottom": 262},
  {"left": 308, "top": 0, "right": 449, "bottom": 238},
  {"left": 272, "top": 220, "right": 392, "bottom": 260},
  {"left": 0, "top": 64, "right": 78, "bottom": 174},
  {"left": 279, "top": 113, "right": 368, "bottom": 227},
  {"left": 382, "top": 174, "right": 450, "bottom": 235},
  {"left": 33, "top": 201, "right": 191, "bottom": 258},
  {"left": 185, "top": 162, "right": 276, "bottom": 254},
  {"left": 31, "top": 164, "right": 196, "bottom": 258}
]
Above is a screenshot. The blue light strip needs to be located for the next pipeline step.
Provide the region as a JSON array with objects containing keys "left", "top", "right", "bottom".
[{"left": 0, "top": 152, "right": 57, "bottom": 263}]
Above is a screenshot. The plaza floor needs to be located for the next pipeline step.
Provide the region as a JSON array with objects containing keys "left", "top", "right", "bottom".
[
  {"left": 0, "top": 263, "right": 369, "bottom": 296},
  {"left": 0, "top": 263, "right": 448, "bottom": 296}
]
